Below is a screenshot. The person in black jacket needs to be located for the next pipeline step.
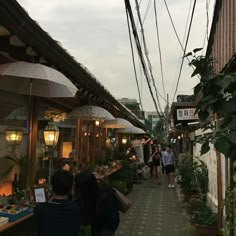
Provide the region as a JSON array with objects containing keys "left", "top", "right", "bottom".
[
  {"left": 75, "top": 171, "right": 120, "bottom": 236},
  {"left": 34, "top": 170, "right": 80, "bottom": 236}
]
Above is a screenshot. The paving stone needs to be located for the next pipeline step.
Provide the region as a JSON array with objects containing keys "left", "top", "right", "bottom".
[{"left": 116, "top": 178, "right": 197, "bottom": 236}]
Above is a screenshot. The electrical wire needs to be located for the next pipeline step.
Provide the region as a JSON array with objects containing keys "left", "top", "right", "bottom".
[
  {"left": 142, "top": 0, "right": 152, "bottom": 25},
  {"left": 154, "top": 0, "right": 166, "bottom": 102},
  {"left": 134, "top": 0, "right": 164, "bottom": 113},
  {"left": 202, "top": 0, "right": 210, "bottom": 50},
  {"left": 170, "top": 0, "right": 193, "bottom": 96},
  {"left": 125, "top": 6, "right": 144, "bottom": 113},
  {"left": 172, "top": 0, "right": 197, "bottom": 103},
  {"left": 124, "top": 0, "right": 162, "bottom": 118},
  {"left": 163, "top": 0, "right": 197, "bottom": 73}
]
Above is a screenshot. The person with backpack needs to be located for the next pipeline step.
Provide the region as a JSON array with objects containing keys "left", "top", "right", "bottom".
[{"left": 75, "top": 171, "right": 120, "bottom": 236}]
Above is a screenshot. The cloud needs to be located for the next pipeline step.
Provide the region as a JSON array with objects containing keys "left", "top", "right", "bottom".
[{"left": 18, "top": 0, "right": 214, "bottom": 111}]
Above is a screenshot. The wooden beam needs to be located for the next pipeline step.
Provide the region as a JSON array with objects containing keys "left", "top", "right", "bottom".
[{"left": 28, "top": 96, "right": 39, "bottom": 190}]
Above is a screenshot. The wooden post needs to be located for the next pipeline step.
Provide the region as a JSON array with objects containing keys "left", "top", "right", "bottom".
[
  {"left": 75, "top": 119, "right": 81, "bottom": 164},
  {"left": 216, "top": 151, "right": 223, "bottom": 231},
  {"left": 58, "top": 129, "right": 63, "bottom": 159},
  {"left": 28, "top": 96, "right": 39, "bottom": 189},
  {"left": 91, "top": 121, "right": 96, "bottom": 164},
  {"left": 215, "top": 114, "right": 223, "bottom": 232}
]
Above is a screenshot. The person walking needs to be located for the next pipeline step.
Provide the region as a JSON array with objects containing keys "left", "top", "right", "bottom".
[
  {"left": 34, "top": 170, "right": 80, "bottom": 236},
  {"left": 150, "top": 145, "right": 161, "bottom": 184},
  {"left": 162, "top": 145, "right": 175, "bottom": 188}
]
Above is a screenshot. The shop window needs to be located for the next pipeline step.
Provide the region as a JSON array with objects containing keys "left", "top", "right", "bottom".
[{"left": 62, "top": 142, "right": 72, "bottom": 158}]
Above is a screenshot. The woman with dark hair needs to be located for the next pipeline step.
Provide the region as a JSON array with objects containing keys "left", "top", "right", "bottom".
[
  {"left": 75, "top": 171, "right": 120, "bottom": 236},
  {"left": 150, "top": 145, "right": 162, "bottom": 184}
]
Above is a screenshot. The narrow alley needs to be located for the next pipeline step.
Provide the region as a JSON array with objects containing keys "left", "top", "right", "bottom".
[{"left": 116, "top": 178, "right": 197, "bottom": 236}]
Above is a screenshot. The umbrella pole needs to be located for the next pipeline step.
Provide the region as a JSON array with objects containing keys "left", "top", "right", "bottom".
[
  {"left": 75, "top": 119, "right": 81, "bottom": 165},
  {"left": 27, "top": 95, "right": 39, "bottom": 192}
]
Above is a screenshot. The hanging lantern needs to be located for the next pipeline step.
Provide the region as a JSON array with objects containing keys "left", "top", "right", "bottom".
[
  {"left": 5, "top": 128, "right": 23, "bottom": 145},
  {"left": 95, "top": 120, "right": 100, "bottom": 126},
  {"left": 43, "top": 122, "right": 59, "bottom": 146},
  {"left": 122, "top": 137, "right": 127, "bottom": 145}
]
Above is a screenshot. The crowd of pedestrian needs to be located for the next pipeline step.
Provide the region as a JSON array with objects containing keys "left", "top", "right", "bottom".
[
  {"left": 33, "top": 143, "right": 175, "bottom": 236},
  {"left": 34, "top": 169, "right": 120, "bottom": 236},
  {"left": 148, "top": 144, "right": 176, "bottom": 188}
]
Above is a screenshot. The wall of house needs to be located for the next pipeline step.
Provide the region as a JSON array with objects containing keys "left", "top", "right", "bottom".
[
  {"left": 193, "top": 141, "right": 227, "bottom": 212},
  {"left": 210, "top": 0, "right": 236, "bottom": 72}
]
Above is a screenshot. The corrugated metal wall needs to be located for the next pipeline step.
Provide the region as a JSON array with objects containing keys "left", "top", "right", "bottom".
[{"left": 211, "top": 0, "right": 236, "bottom": 73}]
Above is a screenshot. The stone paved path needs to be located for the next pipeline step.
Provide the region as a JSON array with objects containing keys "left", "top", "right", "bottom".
[{"left": 116, "top": 178, "right": 197, "bottom": 236}]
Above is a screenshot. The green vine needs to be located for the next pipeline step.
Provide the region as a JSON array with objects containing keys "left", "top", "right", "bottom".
[
  {"left": 186, "top": 49, "right": 236, "bottom": 158},
  {"left": 186, "top": 48, "right": 236, "bottom": 235}
]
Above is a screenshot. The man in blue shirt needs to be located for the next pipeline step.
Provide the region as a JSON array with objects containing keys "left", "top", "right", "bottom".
[
  {"left": 162, "top": 145, "right": 175, "bottom": 188},
  {"left": 34, "top": 170, "right": 80, "bottom": 236}
]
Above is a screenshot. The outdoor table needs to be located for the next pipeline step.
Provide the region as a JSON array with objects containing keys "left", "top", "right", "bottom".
[{"left": 0, "top": 213, "right": 34, "bottom": 236}]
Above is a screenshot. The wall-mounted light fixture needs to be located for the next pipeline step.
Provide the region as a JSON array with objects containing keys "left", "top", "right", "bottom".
[{"left": 5, "top": 128, "right": 23, "bottom": 145}]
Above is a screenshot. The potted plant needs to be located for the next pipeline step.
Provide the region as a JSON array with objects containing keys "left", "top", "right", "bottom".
[
  {"left": 190, "top": 198, "right": 218, "bottom": 236},
  {"left": 0, "top": 155, "right": 29, "bottom": 190},
  {"left": 176, "top": 155, "right": 208, "bottom": 202}
]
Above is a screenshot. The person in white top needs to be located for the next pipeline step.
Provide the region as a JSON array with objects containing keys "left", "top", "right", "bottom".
[{"left": 162, "top": 145, "right": 175, "bottom": 188}]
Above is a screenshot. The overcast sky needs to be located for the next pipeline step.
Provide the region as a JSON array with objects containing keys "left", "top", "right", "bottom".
[{"left": 19, "top": 0, "right": 214, "bottom": 112}]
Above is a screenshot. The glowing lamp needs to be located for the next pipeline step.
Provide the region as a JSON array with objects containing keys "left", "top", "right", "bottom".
[
  {"left": 5, "top": 128, "right": 23, "bottom": 145},
  {"left": 43, "top": 122, "right": 59, "bottom": 146},
  {"left": 122, "top": 138, "right": 127, "bottom": 144},
  {"left": 95, "top": 120, "right": 100, "bottom": 126}
]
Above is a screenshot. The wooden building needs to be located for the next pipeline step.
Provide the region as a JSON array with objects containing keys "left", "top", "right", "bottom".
[
  {"left": 206, "top": 0, "right": 236, "bottom": 73},
  {"left": 0, "top": 0, "right": 145, "bottom": 191}
]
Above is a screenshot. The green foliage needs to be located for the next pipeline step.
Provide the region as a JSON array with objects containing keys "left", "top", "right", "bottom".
[
  {"left": 110, "top": 180, "right": 128, "bottom": 195},
  {"left": 191, "top": 204, "right": 217, "bottom": 226},
  {"left": 186, "top": 49, "right": 236, "bottom": 158},
  {"left": 153, "top": 119, "right": 165, "bottom": 142},
  {"left": 177, "top": 154, "right": 208, "bottom": 198},
  {"left": 0, "top": 155, "right": 29, "bottom": 188},
  {"left": 144, "top": 118, "right": 152, "bottom": 133}
]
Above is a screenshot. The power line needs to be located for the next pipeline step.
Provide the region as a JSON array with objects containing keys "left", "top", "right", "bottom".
[
  {"left": 163, "top": 0, "right": 184, "bottom": 52},
  {"left": 163, "top": 0, "right": 197, "bottom": 73},
  {"left": 124, "top": 0, "right": 162, "bottom": 118},
  {"left": 154, "top": 0, "right": 166, "bottom": 102},
  {"left": 172, "top": 0, "right": 197, "bottom": 103},
  {"left": 125, "top": 5, "right": 144, "bottom": 113},
  {"left": 134, "top": 0, "right": 163, "bottom": 113},
  {"left": 142, "top": 0, "right": 152, "bottom": 25},
  {"left": 170, "top": 0, "right": 193, "bottom": 97},
  {"left": 202, "top": 0, "right": 210, "bottom": 50}
]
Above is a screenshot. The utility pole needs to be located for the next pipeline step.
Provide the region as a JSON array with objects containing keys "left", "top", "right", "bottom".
[{"left": 165, "top": 94, "right": 169, "bottom": 143}]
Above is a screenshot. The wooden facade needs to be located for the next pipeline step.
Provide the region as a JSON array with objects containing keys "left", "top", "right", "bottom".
[
  {"left": 0, "top": 0, "right": 146, "bottom": 190},
  {"left": 207, "top": 0, "right": 236, "bottom": 73}
]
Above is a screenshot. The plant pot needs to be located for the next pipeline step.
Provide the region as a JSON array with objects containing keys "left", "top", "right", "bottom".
[
  {"left": 195, "top": 224, "right": 217, "bottom": 236},
  {"left": 184, "top": 191, "right": 195, "bottom": 202}
]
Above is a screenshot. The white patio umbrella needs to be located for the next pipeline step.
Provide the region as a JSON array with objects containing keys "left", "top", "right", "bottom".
[
  {"left": 117, "top": 126, "right": 146, "bottom": 134},
  {"left": 101, "top": 118, "right": 133, "bottom": 128},
  {"left": 0, "top": 61, "right": 77, "bottom": 97},
  {"left": 0, "top": 61, "right": 78, "bottom": 189},
  {"left": 69, "top": 105, "right": 114, "bottom": 120}
]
